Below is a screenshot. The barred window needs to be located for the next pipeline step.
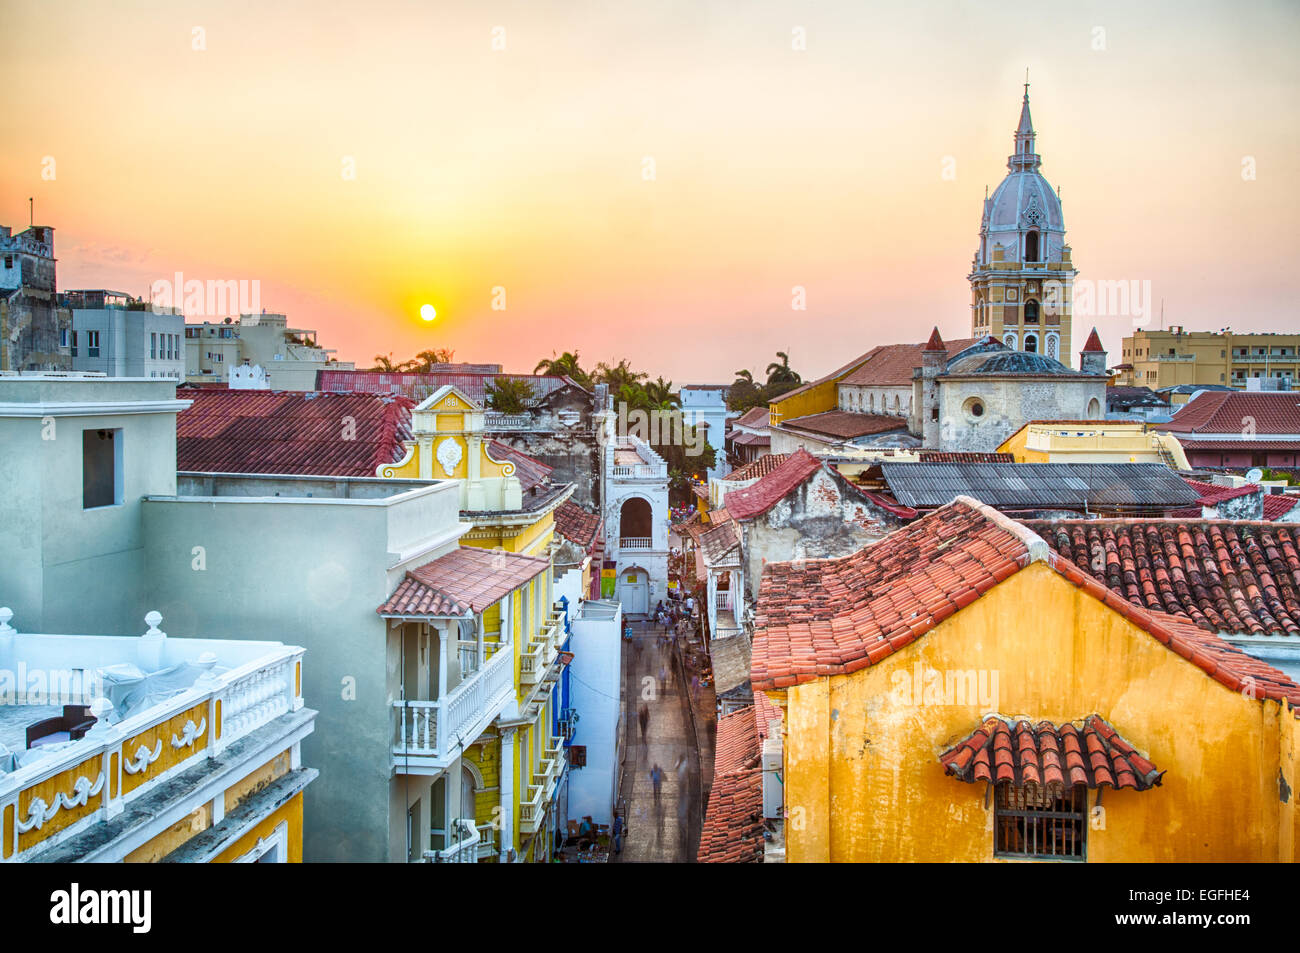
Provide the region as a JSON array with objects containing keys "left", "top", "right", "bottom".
[{"left": 994, "top": 783, "right": 1086, "bottom": 860}]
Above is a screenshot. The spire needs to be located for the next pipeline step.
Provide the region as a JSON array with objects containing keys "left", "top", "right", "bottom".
[
  {"left": 923, "top": 326, "right": 946, "bottom": 352},
  {"left": 1009, "top": 75, "right": 1040, "bottom": 172},
  {"left": 1081, "top": 327, "right": 1104, "bottom": 352}
]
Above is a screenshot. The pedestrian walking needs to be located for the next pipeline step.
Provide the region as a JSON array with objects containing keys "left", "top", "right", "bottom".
[
  {"left": 612, "top": 813, "right": 624, "bottom": 854},
  {"left": 650, "top": 763, "right": 664, "bottom": 805},
  {"left": 638, "top": 702, "right": 649, "bottom": 742}
]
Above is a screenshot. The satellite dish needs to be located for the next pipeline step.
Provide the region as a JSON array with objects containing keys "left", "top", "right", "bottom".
[{"left": 1246, "top": 468, "right": 1264, "bottom": 483}]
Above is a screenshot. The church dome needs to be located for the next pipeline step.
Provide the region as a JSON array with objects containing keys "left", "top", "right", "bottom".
[
  {"left": 944, "top": 348, "right": 1091, "bottom": 377},
  {"left": 975, "top": 86, "right": 1067, "bottom": 266}
]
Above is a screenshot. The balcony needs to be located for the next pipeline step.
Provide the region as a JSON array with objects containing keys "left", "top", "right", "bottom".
[
  {"left": 425, "top": 817, "right": 480, "bottom": 863},
  {"left": 519, "top": 741, "right": 565, "bottom": 835},
  {"left": 619, "top": 536, "right": 653, "bottom": 550},
  {"left": 611, "top": 463, "right": 667, "bottom": 480},
  {"left": 484, "top": 412, "right": 533, "bottom": 430},
  {"left": 520, "top": 614, "right": 563, "bottom": 688},
  {"left": 0, "top": 611, "right": 306, "bottom": 862},
  {"left": 393, "top": 641, "right": 514, "bottom": 774}
]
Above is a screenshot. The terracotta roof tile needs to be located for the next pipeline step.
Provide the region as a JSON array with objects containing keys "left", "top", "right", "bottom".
[
  {"left": 485, "top": 439, "right": 553, "bottom": 492},
  {"left": 723, "top": 453, "right": 791, "bottom": 482},
  {"left": 1265, "top": 495, "right": 1300, "bottom": 520},
  {"left": 1159, "top": 392, "right": 1300, "bottom": 435},
  {"left": 177, "top": 388, "right": 413, "bottom": 476},
  {"left": 1177, "top": 439, "right": 1300, "bottom": 451},
  {"left": 839, "top": 338, "right": 979, "bottom": 387},
  {"left": 554, "top": 501, "right": 602, "bottom": 549},
  {"left": 698, "top": 706, "right": 765, "bottom": 863},
  {"left": 700, "top": 520, "right": 741, "bottom": 565},
  {"left": 753, "top": 498, "right": 1300, "bottom": 706},
  {"left": 377, "top": 546, "right": 549, "bottom": 617},
  {"left": 941, "top": 715, "right": 1162, "bottom": 790},
  {"left": 1081, "top": 327, "right": 1105, "bottom": 352},
  {"left": 778, "top": 410, "right": 909, "bottom": 440},
  {"left": 724, "top": 450, "right": 823, "bottom": 521},
  {"left": 1181, "top": 478, "right": 1260, "bottom": 506},
  {"left": 1025, "top": 518, "right": 1300, "bottom": 637},
  {"left": 733, "top": 407, "right": 770, "bottom": 430}
]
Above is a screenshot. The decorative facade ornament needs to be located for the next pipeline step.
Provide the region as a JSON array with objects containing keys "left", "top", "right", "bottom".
[
  {"left": 15, "top": 771, "right": 106, "bottom": 833},
  {"left": 171, "top": 717, "right": 207, "bottom": 749},
  {"left": 124, "top": 739, "right": 164, "bottom": 774},
  {"left": 436, "top": 437, "right": 463, "bottom": 476},
  {"left": 1021, "top": 194, "right": 1044, "bottom": 228}
]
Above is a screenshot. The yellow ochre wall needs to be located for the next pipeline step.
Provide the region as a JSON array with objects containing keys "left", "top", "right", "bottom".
[
  {"left": 782, "top": 561, "right": 1298, "bottom": 863},
  {"left": 211, "top": 792, "right": 305, "bottom": 863},
  {"left": 995, "top": 426, "right": 1047, "bottom": 463}
]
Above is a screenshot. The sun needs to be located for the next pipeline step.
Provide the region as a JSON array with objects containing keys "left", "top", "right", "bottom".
[{"left": 420, "top": 304, "right": 436, "bottom": 322}]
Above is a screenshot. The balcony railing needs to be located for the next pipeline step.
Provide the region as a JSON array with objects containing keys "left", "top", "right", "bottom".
[
  {"left": 519, "top": 744, "right": 565, "bottom": 836},
  {"left": 519, "top": 615, "right": 562, "bottom": 688},
  {"left": 714, "top": 590, "right": 732, "bottom": 611},
  {"left": 611, "top": 464, "right": 667, "bottom": 480},
  {"left": 484, "top": 412, "right": 533, "bottom": 430},
  {"left": 0, "top": 631, "right": 304, "bottom": 862},
  {"left": 394, "top": 641, "right": 514, "bottom": 771},
  {"left": 425, "top": 818, "right": 481, "bottom": 863},
  {"left": 620, "top": 536, "right": 653, "bottom": 550}
]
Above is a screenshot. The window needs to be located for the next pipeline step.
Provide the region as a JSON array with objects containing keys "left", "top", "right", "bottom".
[
  {"left": 235, "top": 821, "right": 289, "bottom": 863},
  {"left": 994, "top": 783, "right": 1086, "bottom": 859},
  {"left": 86, "top": 330, "right": 100, "bottom": 358},
  {"left": 407, "top": 802, "right": 421, "bottom": 863},
  {"left": 963, "top": 397, "right": 986, "bottom": 421},
  {"left": 71, "top": 330, "right": 78, "bottom": 356},
  {"left": 3, "top": 255, "right": 11, "bottom": 268},
  {"left": 1024, "top": 299, "right": 1039, "bottom": 323},
  {"left": 60, "top": 328, "right": 69, "bottom": 348},
  {"left": 82, "top": 429, "right": 121, "bottom": 509},
  {"left": 1024, "top": 333, "right": 1038, "bottom": 353},
  {"left": 151, "top": 332, "right": 157, "bottom": 359},
  {"left": 1025, "top": 231, "right": 1040, "bottom": 262}
]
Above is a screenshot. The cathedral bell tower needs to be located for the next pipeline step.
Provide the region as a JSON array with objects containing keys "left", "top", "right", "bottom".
[{"left": 968, "top": 82, "right": 1077, "bottom": 366}]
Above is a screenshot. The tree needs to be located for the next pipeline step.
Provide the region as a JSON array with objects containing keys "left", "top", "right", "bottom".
[
  {"left": 728, "top": 368, "right": 765, "bottom": 411},
  {"left": 765, "top": 351, "right": 801, "bottom": 388},
  {"left": 643, "top": 376, "right": 678, "bottom": 410},
  {"left": 399, "top": 349, "right": 455, "bottom": 373},
  {"left": 594, "top": 358, "right": 647, "bottom": 396},
  {"left": 370, "top": 353, "right": 399, "bottom": 372},
  {"left": 484, "top": 377, "right": 536, "bottom": 414},
  {"left": 534, "top": 351, "right": 592, "bottom": 389}
]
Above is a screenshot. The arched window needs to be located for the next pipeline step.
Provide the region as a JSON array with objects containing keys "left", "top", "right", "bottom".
[
  {"left": 1087, "top": 397, "right": 1101, "bottom": 419},
  {"left": 1024, "top": 334, "right": 1038, "bottom": 353},
  {"left": 1024, "top": 299, "right": 1039, "bottom": 324},
  {"left": 1025, "top": 231, "right": 1040, "bottom": 262},
  {"left": 619, "top": 497, "right": 652, "bottom": 539}
]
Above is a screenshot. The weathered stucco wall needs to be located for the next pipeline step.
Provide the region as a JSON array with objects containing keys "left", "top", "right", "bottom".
[
  {"left": 936, "top": 377, "right": 1105, "bottom": 452},
  {"left": 783, "top": 561, "right": 1298, "bottom": 862}
]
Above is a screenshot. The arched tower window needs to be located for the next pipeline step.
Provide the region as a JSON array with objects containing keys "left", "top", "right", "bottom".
[
  {"left": 1025, "top": 231, "right": 1040, "bottom": 263},
  {"left": 1024, "top": 299, "right": 1039, "bottom": 324},
  {"left": 1024, "top": 333, "right": 1038, "bottom": 353}
]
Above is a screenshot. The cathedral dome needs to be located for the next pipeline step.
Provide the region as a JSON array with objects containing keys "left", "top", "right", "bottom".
[
  {"left": 983, "top": 169, "right": 1063, "bottom": 232},
  {"left": 944, "top": 348, "right": 1092, "bottom": 378}
]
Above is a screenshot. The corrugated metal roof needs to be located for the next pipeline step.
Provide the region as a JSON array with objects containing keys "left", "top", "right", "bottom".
[
  {"left": 317, "top": 370, "right": 577, "bottom": 406},
  {"left": 879, "top": 462, "right": 1201, "bottom": 509}
]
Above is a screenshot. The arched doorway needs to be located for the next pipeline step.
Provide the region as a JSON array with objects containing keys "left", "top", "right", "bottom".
[
  {"left": 619, "top": 497, "right": 652, "bottom": 547},
  {"left": 619, "top": 566, "right": 649, "bottom": 616}
]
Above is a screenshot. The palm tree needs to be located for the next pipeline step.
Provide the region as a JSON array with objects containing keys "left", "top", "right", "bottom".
[
  {"left": 534, "top": 350, "right": 591, "bottom": 389},
  {"left": 594, "top": 359, "right": 648, "bottom": 395},
  {"left": 371, "top": 353, "right": 399, "bottom": 372},
  {"left": 616, "top": 382, "right": 652, "bottom": 412},
  {"left": 765, "top": 351, "right": 801, "bottom": 387},
  {"left": 644, "top": 376, "right": 678, "bottom": 410},
  {"left": 734, "top": 369, "right": 754, "bottom": 384},
  {"left": 400, "top": 348, "right": 456, "bottom": 373}
]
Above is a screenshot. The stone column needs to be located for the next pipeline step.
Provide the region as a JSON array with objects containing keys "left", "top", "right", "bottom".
[{"left": 499, "top": 727, "right": 516, "bottom": 863}]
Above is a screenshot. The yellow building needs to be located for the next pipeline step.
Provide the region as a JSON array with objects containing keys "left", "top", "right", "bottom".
[
  {"left": 0, "top": 608, "right": 315, "bottom": 863},
  {"left": 752, "top": 498, "right": 1298, "bottom": 863},
  {"left": 378, "top": 384, "right": 573, "bottom": 862},
  {"left": 996, "top": 419, "right": 1189, "bottom": 469},
  {"left": 1116, "top": 327, "right": 1300, "bottom": 391}
]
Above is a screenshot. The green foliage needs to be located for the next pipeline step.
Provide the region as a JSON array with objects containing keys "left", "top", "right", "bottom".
[
  {"left": 485, "top": 376, "right": 536, "bottom": 414},
  {"left": 534, "top": 350, "right": 593, "bottom": 389}
]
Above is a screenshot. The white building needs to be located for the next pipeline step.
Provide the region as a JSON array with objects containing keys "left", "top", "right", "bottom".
[
  {"left": 679, "top": 384, "right": 732, "bottom": 480},
  {"left": 184, "top": 312, "right": 353, "bottom": 390},
  {"left": 68, "top": 290, "right": 185, "bottom": 380},
  {"left": 603, "top": 436, "right": 670, "bottom": 617}
]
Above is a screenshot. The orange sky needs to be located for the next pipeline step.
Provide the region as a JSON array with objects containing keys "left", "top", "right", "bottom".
[{"left": 3, "top": 0, "right": 1297, "bottom": 382}]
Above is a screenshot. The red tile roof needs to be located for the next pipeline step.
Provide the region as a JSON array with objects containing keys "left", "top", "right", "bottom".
[
  {"left": 752, "top": 498, "right": 1300, "bottom": 705},
  {"left": 486, "top": 439, "right": 553, "bottom": 492},
  {"left": 1026, "top": 518, "right": 1300, "bottom": 637},
  {"left": 377, "top": 547, "right": 550, "bottom": 617},
  {"left": 1265, "top": 495, "right": 1300, "bottom": 521},
  {"left": 724, "top": 450, "right": 823, "bottom": 521},
  {"left": 731, "top": 431, "right": 771, "bottom": 447},
  {"left": 177, "top": 389, "right": 413, "bottom": 476},
  {"left": 1159, "top": 392, "right": 1300, "bottom": 435},
  {"left": 697, "top": 706, "right": 765, "bottom": 864},
  {"left": 700, "top": 520, "right": 741, "bottom": 565},
  {"left": 941, "top": 715, "right": 1163, "bottom": 790},
  {"left": 916, "top": 451, "right": 1016, "bottom": 463},
  {"left": 753, "top": 689, "right": 782, "bottom": 743},
  {"left": 778, "top": 410, "right": 909, "bottom": 440},
  {"left": 839, "top": 338, "right": 979, "bottom": 387},
  {"left": 1081, "top": 327, "right": 1105, "bottom": 352},
  {"left": 924, "top": 327, "right": 946, "bottom": 351},
  {"left": 724, "top": 453, "right": 791, "bottom": 482},
  {"left": 554, "top": 501, "right": 602, "bottom": 549},
  {"left": 733, "top": 407, "right": 771, "bottom": 430},
  {"left": 1181, "top": 478, "right": 1259, "bottom": 505},
  {"left": 1177, "top": 439, "right": 1300, "bottom": 451}
]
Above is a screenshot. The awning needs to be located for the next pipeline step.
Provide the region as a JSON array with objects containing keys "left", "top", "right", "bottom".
[{"left": 940, "top": 715, "right": 1164, "bottom": 791}]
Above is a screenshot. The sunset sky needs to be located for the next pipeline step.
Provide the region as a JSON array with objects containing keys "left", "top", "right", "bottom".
[{"left": 3, "top": 0, "right": 1297, "bottom": 382}]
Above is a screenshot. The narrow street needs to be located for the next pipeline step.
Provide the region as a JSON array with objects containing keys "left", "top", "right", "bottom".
[{"left": 612, "top": 620, "right": 708, "bottom": 862}]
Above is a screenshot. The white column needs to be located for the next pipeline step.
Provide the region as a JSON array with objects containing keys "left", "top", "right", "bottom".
[
  {"left": 476, "top": 612, "right": 485, "bottom": 667},
  {"left": 436, "top": 622, "right": 449, "bottom": 699},
  {"left": 499, "top": 727, "right": 516, "bottom": 863}
]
